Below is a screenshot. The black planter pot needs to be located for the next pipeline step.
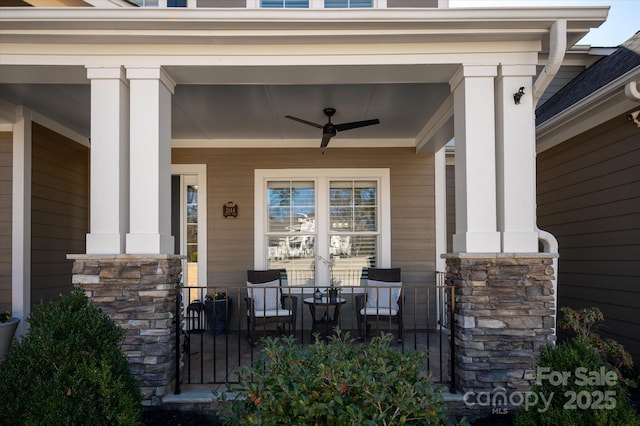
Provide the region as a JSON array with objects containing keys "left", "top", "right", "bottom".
[{"left": 204, "top": 299, "right": 232, "bottom": 336}]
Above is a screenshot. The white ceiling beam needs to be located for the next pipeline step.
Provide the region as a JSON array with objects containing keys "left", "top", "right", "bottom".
[{"left": 415, "top": 94, "right": 453, "bottom": 154}]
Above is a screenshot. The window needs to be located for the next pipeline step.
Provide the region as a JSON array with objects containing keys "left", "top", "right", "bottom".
[
  {"left": 261, "top": 0, "right": 309, "bottom": 7},
  {"left": 329, "top": 180, "right": 377, "bottom": 285},
  {"left": 255, "top": 169, "right": 390, "bottom": 288},
  {"left": 325, "top": 0, "right": 373, "bottom": 7},
  {"left": 267, "top": 181, "right": 316, "bottom": 286},
  {"left": 260, "top": 0, "right": 373, "bottom": 8}
]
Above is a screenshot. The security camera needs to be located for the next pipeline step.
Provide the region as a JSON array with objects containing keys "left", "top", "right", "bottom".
[{"left": 628, "top": 110, "right": 640, "bottom": 127}]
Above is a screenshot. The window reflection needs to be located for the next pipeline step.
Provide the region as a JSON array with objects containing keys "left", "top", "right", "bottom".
[{"left": 264, "top": 178, "right": 379, "bottom": 287}]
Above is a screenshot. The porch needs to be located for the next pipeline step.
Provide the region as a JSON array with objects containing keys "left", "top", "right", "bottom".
[{"left": 174, "top": 280, "right": 456, "bottom": 395}]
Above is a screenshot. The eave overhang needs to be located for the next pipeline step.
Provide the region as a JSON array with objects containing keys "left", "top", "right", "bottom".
[
  {"left": 0, "top": 7, "right": 608, "bottom": 47},
  {"left": 536, "top": 66, "right": 640, "bottom": 153}
]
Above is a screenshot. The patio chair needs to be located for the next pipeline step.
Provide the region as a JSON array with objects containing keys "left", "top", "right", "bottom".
[
  {"left": 355, "top": 268, "right": 403, "bottom": 342},
  {"left": 245, "top": 269, "right": 297, "bottom": 345}
]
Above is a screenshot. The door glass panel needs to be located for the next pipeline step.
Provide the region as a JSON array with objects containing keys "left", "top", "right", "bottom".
[{"left": 186, "top": 184, "right": 198, "bottom": 271}]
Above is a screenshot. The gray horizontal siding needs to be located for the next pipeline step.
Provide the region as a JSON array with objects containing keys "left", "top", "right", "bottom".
[
  {"left": 31, "top": 123, "right": 88, "bottom": 305},
  {"left": 537, "top": 110, "right": 640, "bottom": 362}
]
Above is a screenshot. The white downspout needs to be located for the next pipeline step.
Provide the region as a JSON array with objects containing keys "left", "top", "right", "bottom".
[
  {"left": 534, "top": 20, "right": 566, "bottom": 334},
  {"left": 533, "top": 19, "right": 567, "bottom": 109},
  {"left": 538, "top": 230, "right": 559, "bottom": 334},
  {"left": 625, "top": 80, "right": 640, "bottom": 101}
]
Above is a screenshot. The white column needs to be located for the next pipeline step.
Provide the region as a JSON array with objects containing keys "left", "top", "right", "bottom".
[
  {"left": 86, "top": 67, "right": 129, "bottom": 254},
  {"left": 125, "top": 67, "right": 175, "bottom": 255},
  {"left": 450, "top": 65, "right": 501, "bottom": 253},
  {"left": 434, "top": 146, "right": 447, "bottom": 271},
  {"left": 495, "top": 65, "right": 539, "bottom": 252},
  {"left": 12, "top": 106, "right": 32, "bottom": 336}
]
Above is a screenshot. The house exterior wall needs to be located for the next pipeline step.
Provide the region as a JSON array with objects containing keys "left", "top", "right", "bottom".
[
  {"left": 171, "top": 146, "right": 438, "bottom": 285},
  {"left": 31, "top": 123, "right": 89, "bottom": 305},
  {"left": 536, "top": 110, "right": 640, "bottom": 362},
  {"left": 0, "top": 132, "right": 11, "bottom": 313}
]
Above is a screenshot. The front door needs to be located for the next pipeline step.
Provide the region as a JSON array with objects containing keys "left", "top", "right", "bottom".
[{"left": 172, "top": 165, "right": 207, "bottom": 303}]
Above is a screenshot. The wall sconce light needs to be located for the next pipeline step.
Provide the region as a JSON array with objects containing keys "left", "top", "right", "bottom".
[{"left": 513, "top": 87, "right": 525, "bottom": 105}]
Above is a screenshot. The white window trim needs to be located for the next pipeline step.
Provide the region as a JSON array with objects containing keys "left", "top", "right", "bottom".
[
  {"left": 254, "top": 168, "right": 391, "bottom": 282},
  {"left": 172, "top": 164, "right": 208, "bottom": 286}
]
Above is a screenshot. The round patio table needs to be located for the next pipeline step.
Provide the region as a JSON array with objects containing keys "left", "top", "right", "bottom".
[{"left": 303, "top": 296, "right": 347, "bottom": 339}]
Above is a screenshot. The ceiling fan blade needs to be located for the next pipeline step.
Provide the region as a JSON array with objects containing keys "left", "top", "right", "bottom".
[
  {"left": 335, "top": 118, "right": 380, "bottom": 132},
  {"left": 285, "top": 115, "right": 323, "bottom": 129},
  {"left": 320, "top": 133, "right": 333, "bottom": 148}
]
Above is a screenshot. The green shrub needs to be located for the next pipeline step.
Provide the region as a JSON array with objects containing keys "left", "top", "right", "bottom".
[
  {"left": 0, "top": 288, "right": 142, "bottom": 425},
  {"left": 514, "top": 309, "right": 639, "bottom": 426},
  {"left": 558, "top": 306, "right": 636, "bottom": 389},
  {"left": 217, "top": 330, "right": 464, "bottom": 425}
]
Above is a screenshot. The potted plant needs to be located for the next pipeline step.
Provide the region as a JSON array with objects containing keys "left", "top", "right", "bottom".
[
  {"left": 204, "top": 292, "right": 232, "bottom": 336},
  {"left": 0, "top": 310, "right": 20, "bottom": 362},
  {"left": 318, "top": 255, "right": 339, "bottom": 302}
]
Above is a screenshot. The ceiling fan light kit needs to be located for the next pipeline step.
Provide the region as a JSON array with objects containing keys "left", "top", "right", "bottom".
[{"left": 285, "top": 107, "right": 380, "bottom": 147}]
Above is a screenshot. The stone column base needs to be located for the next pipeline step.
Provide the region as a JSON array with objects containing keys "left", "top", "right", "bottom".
[
  {"left": 68, "top": 254, "right": 183, "bottom": 406},
  {"left": 444, "top": 253, "right": 556, "bottom": 397}
]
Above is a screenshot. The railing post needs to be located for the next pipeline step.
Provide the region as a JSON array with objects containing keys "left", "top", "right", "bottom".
[
  {"left": 449, "top": 283, "right": 456, "bottom": 393},
  {"left": 174, "top": 279, "right": 182, "bottom": 395}
]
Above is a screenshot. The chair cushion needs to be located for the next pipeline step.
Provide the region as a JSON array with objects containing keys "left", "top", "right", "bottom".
[
  {"left": 247, "top": 279, "right": 282, "bottom": 312},
  {"left": 365, "top": 280, "right": 402, "bottom": 312},
  {"left": 250, "top": 308, "right": 294, "bottom": 318},
  {"left": 360, "top": 307, "right": 399, "bottom": 316}
]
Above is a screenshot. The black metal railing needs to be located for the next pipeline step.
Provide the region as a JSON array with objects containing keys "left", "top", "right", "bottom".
[{"left": 174, "top": 279, "right": 456, "bottom": 392}]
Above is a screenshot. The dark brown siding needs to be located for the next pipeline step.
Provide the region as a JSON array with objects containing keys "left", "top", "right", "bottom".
[
  {"left": 31, "top": 124, "right": 89, "bottom": 305},
  {"left": 0, "top": 132, "right": 11, "bottom": 312},
  {"left": 537, "top": 111, "right": 640, "bottom": 362},
  {"left": 172, "top": 147, "right": 436, "bottom": 286},
  {"left": 445, "top": 163, "right": 455, "bottom": 254}
]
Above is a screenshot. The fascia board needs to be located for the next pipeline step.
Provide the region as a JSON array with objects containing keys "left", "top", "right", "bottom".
[{"left": 0, "top": 7, "right": 608, "bottom": 34}]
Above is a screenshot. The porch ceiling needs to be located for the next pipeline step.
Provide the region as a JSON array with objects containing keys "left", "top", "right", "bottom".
[{"left": 0, "top": 66, "right": 453, "bottom": 148}]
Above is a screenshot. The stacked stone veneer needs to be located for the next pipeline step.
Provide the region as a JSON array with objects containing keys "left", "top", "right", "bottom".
[
  {"left": 445, "top": 253, "right": 556, "bottom": 395},
  {"left": 68, "top": 254, "right": 183, "bottom": 406}
]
